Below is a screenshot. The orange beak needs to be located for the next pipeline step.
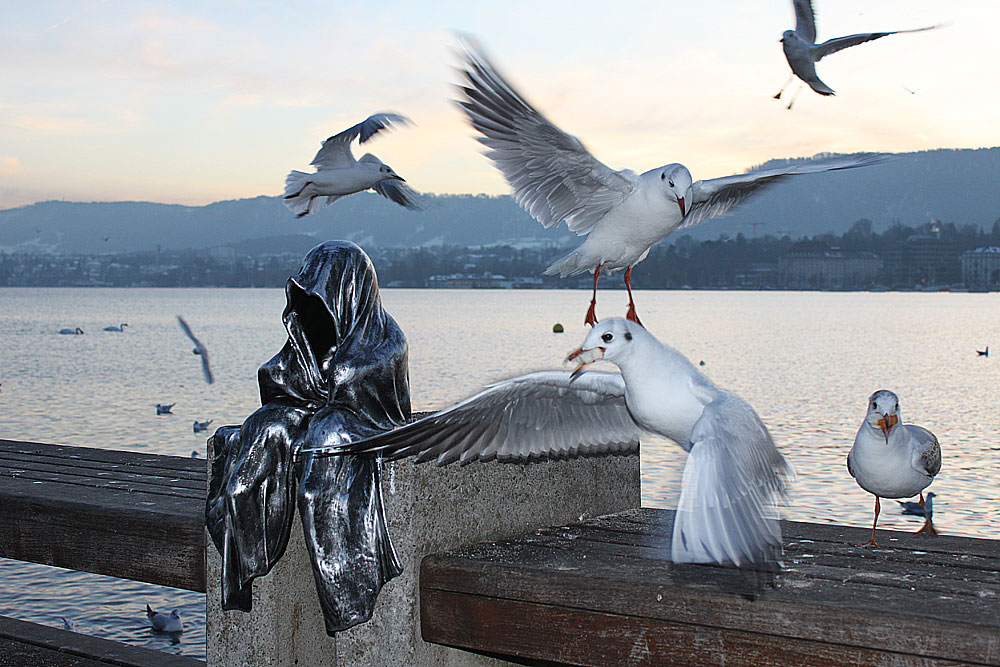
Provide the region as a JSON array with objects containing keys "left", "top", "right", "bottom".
[
  {"left": 876, "top": 413, "right": 899, "bottom": 440},
  {"left": 676, "top": 195, "right": 686, "bottom": 217}
]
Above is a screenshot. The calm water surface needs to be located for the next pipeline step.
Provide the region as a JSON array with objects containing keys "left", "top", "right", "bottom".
[{"left": 1, "top": 287, "right": 999, "bottom": 658}]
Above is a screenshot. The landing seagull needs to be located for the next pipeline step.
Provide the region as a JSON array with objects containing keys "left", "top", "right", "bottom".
[
  {"left": 776, "top": 0, "right": 941, "bottom": 109},
  {"left": 145, "top": 605, "right": 183, "bottom": 633},
  {"left": 302, "top": 318, "right": 793, "bottom": 568},
  {"left": 176, "top": 315, "right": 213, "bottom": 384},
  {"left": 847, "top": 390, "right": 941, "bottom": 547},
  {"left": 456, "top": 38, "right": 885, "bottom": 326},
  {"left": 283, "top": 113, "right": 420, "bottom": 217}
]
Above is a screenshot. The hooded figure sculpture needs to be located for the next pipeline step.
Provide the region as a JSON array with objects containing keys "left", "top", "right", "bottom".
[{"left": 206, "top": 240, "right": 409, "bottom": 634}]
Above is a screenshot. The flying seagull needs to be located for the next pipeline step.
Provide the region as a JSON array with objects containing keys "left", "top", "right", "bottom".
[
  {"left": 176, "top": 315, "right": 213, "bottom": 384},
  {"left": 283, "top": 113, "right": 420, "bottom": 217},
  {"left": 775, "top": 0, "right": 941, "bottom": 109},
  {"left": 847, "top": 390, "right": 941, "bottom": 547},
  {"left": 302, "top": 318, "right": 793, "bottom": 568},
  {"left": 455, "top": 38, "right": 885, "bottom": 327}
]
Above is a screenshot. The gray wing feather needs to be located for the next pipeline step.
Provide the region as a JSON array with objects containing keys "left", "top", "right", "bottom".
[
  {"left": 793, "top": 0, "right": 817, "bottom": 44},
  {"left": 373, "top": 179, "right": 422, "bottom": 210},
  {"left": 680, "top": 153, "right": 886, "bottom": 229},
  {"left": 455, "top": 41, "right": 636, "bottom": 235},
  {"left": 812, "top": 25, "right": 940, "bottom": 62},
  {"left": 310, "top": 113, "right": 410, "bottom": 170},
  {"left": 908, "top": 425, "right": 942, "bottom": 478},
  {"left": 299, "top": 371, "right": 643, "bottom": 465},
  {"left": 671, "top": 391, "right": 793, "bottom": 566}
]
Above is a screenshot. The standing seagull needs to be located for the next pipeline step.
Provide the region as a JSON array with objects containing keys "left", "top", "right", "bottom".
[
  {"left": 302, "top": 318, "right": 793, "bottom": 568},
  {"left": 176, "top": 316, "right": 213, "bottom": 384},
  {"left": 456, "top": 39, "right": 884, "bottom": 326},
  {"left": 776, "top": 0, "right": 941, "bottom": 108},
  {"left": 847, "top": 390, "right": 941, "bottom": 547},
  {"left": 283, "top": 113, "right": 420, "bottom": 217}
]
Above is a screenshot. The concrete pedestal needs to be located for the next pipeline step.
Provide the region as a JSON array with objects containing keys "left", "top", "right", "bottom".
[{"left": 207, "top": 453, "right": 640, "bottom": 666}]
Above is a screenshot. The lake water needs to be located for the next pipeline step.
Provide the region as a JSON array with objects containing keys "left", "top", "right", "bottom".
[{"left": 1, "top": 287, "right": 999, "bottom": 659}]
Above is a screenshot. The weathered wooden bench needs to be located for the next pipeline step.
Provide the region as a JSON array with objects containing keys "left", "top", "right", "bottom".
[
  {"left": 4, "top": 438, "right": 999, "bottom": 666},
  {"left": 0, "top": 439, "right": 205, "bottom": 667},
  {"left": 420, "top": 508, "right": 1000, "bottom": 666}
]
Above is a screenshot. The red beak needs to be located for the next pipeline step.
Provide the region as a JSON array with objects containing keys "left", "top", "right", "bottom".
[{"left": 676, "top": 195, "right": 686, "bottom": 217}]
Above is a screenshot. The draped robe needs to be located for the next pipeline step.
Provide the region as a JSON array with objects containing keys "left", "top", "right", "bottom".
[{"left": 206, "top": 240, "right": 409, "bottom": 634}]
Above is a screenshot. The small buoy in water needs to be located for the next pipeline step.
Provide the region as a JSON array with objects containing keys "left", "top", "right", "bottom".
[
  {"left": 699, "top": 360, "right": 706, "bottom": 366},
  {"left": 552, "top": 323, "right": 564, "bottom": 333}
]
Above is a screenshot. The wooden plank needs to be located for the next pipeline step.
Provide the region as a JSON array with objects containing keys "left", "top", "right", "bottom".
[
  {"left": 0, "top": 614, "right": 203, "bottom": 666},
  {"left": 420, "top": 509, "right": 1000, "bottom": 666},
  {"left": 421, "top": 589, "right": 969, "bottom": 667},
  {"left": 580, "top": 508, "right": 1000, "bottom": 561},
  {"left": 0, "top": 440, "right": 206, "bottom": 592},
  {"left": 531, "top": 524, "right": 1000, "bottom": 589},
  {"left": 0, "top": 440, "right": 207, "bottom": 473}
]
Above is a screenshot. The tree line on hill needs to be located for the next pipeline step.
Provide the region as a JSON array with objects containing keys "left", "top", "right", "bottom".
[{"left": 2, "top": 217, "right": 998, "bottom": 289}]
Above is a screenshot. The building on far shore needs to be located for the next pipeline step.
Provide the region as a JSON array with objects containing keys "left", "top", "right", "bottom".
[
  {"left": 960, "top": 247, "right": 1000, "bottom": 290},
  {"left": 778, "top": 242, "right": 882, "bottom": 289}
]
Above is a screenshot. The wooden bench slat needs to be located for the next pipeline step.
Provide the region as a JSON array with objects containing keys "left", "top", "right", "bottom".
[
  {"left": 2, "top": 466, "right": 205, "bottom": 498},
  {"left": 420, "top": 509, "right": 1000, "bottom": 666},
  {"left": 0, "top": 614, "right": 204, "bottom": 667},
  {"left": 421, "top": 588, "right": 972, "bottom": 667},
  {"left": 0, "top": 440, "right": 206, "bottom": 592},
  {"left": 588, "top": 507, "right": 1000, "bottom": 561},
  {"left": 531, "top": 525, "right": 1000, "bottom": 587},
  {"left": 0, "top": 440, "right": 206, "bottom": 473},
  {"left": 0, "top": 454, "right": 204, "bottom": 485},
  {"left": 528, "top": 526, "right": 1000, "bottom": 593}
]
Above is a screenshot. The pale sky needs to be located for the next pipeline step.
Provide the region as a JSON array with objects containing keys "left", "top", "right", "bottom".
[{"left": 1, "top": 0, "right": 997, "bottom": 210}]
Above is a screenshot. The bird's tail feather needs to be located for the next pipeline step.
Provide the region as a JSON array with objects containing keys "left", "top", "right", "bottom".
[
  {"left": 809, "top": 82, "right": 835, "bottom": 96},
  {"left": 671, "top": 436, "right": 790, "bottom": 568},
  {"left": 283, "top": 171, "right": 318, "bottom": 217},
  {"left": 544, "top": 251, "right": 589, "bottom": 278}
]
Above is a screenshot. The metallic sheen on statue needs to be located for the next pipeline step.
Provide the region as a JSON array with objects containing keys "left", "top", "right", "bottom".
[{"left": 206, "top": 240, "right": 410, "bottom": 634}]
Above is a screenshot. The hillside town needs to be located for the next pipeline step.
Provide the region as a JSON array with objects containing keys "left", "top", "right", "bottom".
[{"left": 3, "top": 218, "right": 1000, "bottom": 291}]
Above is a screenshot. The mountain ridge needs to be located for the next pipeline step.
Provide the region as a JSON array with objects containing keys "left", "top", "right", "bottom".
[{"left": 2, "top": 147, "right": 997, "bottom": 255}]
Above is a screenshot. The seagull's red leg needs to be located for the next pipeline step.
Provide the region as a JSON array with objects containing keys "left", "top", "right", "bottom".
[
  {"left": 624, "top": 267, "right": 643, "bottom": 327},
  {"left": 915, "top": 493, "right": 938, "bottom": 535},
  {"left": 584, "top": 264, "right": 601, "bottom": 327},
  {"left": 858, "top": 496, "right": 881, "bottom": 548}
]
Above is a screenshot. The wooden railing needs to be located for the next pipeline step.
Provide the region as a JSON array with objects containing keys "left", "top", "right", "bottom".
[
  {"left": 4, "top": 438, "right": 998, "bottom": 666},
  {"left": 0, "top": 439, "right": 205, "bottom": 666}
]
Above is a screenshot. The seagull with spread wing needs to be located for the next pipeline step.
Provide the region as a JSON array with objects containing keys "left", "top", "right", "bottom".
[
  {"left": 301, "top": 318, "right": 793, "bottom": 568},
  {"left": 456, "top": 39, "right": 885, "bottom": 327},
  {"left": 283, "top": 113, "right": 420, "bottom": 217},
  {"left": 176, "top": 315, "right": 213, "bottom": 384},
  {"left": 775, "top": 0, "right": 941, "bottom": 108}
]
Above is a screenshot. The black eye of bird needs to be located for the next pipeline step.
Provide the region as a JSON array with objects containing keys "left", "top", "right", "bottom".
[
  {"left": 668, "top": 180, "right": 674, "bottom": 188},
  {"left": 601, "top": 332, "right": 613, "bottom": 343}
]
